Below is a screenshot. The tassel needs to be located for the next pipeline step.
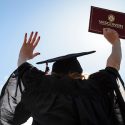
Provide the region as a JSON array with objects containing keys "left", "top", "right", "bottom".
[{"left": 45, "top": 62, "right": 50, "bottom": 75}]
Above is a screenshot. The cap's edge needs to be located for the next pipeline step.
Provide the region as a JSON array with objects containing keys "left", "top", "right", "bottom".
[{"left": 36, "top": 50, "right": 96, "bottom": 64}]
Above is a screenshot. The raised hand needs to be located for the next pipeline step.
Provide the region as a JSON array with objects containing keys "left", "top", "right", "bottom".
[
  {"left": 104, "top": 28, "right": 122, "bottom": 70},
  {"left": 103, "top": 28, "right": 120, "bottom": 44},
  {"left": 18, "top": 32, "right": 40, "bottom": 66}
]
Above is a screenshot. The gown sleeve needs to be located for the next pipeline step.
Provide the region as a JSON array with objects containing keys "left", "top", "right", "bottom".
[
  {"left": 0, "top": 62, "right": 44, "bottom": 125},
  {"left": 18, "top": 62, "right": 45, "bottom": 90},
  {"left": 89, "top": 67, "right": 118, "bottom": 93},
  {"left": 89, "top": 67, "right": 125, "bottom": 125}
]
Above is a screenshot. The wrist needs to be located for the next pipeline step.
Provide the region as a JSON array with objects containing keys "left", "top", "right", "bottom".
[
  {"left": 112, "top": 40, "right": 121, "bottom": 46},
  {"left": 17, "top": 56, "right": 27, "bottom": 67},
  {"left": 111, "top": 39, "right": 121, "bottom": 46}
]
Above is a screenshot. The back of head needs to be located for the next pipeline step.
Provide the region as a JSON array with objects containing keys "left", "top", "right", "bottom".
[{"left": 52, "top": 58, "right": 83, "bottom": 74}]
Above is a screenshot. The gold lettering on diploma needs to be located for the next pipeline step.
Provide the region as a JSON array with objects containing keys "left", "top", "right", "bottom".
[{"left": 98, "top": 14, "right": 124, "bottom": 29}]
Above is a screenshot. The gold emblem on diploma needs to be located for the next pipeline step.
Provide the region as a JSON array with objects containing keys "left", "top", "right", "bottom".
[{"left": 108, "top": 14, "right": 115, "bottom": 22}]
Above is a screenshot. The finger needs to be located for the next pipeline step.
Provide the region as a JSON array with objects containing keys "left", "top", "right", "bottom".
[
  {"left": 23, "top": 33, "right": 27, "bottom": 45},
  {"left": 33, "top": 36, "right": 40, "bottom": 48},
  {"left": 114, "top": 31, "right": 119, "bottom": 38},
  {"left": 32, "top": 52, "right": 40, "bottom": 58},
  {"left": 112, "top": 29, "right": 117, "bottom": 34},
  {"left": 27, "top": 31, "right": 34, "bottom": 43},
  {"left": 103, "top": 28, "right": 109, "bottom": 34},
  {"left": 31, "top": 32, "right": 38, "bottom": 44},
  {"left": 103, "top": 28, "right": 108, "bottom": 36},
  {"left": 103, "top": 28, "right": 108, "bottom": 31},
  {"left": 104, "top": 28, "right": 114, "bottom": 36}
]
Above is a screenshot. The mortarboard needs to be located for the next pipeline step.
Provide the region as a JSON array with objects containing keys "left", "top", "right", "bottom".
[{"left": 36, "top": 51, "right": 96, "bottom": 74}]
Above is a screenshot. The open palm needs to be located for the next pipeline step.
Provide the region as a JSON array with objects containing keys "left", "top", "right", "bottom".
[{"left": 18, "top": 32, "right": 40, "bottom": 66}]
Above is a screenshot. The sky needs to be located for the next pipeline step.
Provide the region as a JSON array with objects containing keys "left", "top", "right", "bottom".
[{"left": 0, "top": 0, "right": 125, "bottom": 124}]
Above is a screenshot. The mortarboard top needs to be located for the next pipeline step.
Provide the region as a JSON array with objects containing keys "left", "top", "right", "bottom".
[
  {"left": 36, "top": 51, "right": 96, "bottom": 64},
  {"left": 36, "top": 51, "right": 96, "bottom": 74}
]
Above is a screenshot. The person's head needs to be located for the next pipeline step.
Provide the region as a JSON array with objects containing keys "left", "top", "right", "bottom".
[
  {"left": 51, "top": 58, "right": 84, "bottom": 79},
  {"left": 36, "top": 51, "right": 96, "bottom": 79}
]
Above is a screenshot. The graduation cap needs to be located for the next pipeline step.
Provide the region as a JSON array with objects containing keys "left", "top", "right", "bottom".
[{"left": 36, "top": 51, "right": 96, "bottom": 74}]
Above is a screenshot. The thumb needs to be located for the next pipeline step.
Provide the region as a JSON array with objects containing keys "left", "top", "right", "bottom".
[{"left": 32, "top": 52, "right": 40, "bottom": 58}]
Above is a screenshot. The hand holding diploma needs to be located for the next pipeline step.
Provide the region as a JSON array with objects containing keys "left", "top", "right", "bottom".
[
  {"left": 103, "top": 28, "right": 122, "bottom": 71},
  {"left": 103, "top": 28, "right": 120, "bottom": 44}
]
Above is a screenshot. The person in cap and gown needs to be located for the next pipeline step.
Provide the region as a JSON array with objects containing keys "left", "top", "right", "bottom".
[{"left": 0, "top": 28, "right": 124, "bottom": 125}]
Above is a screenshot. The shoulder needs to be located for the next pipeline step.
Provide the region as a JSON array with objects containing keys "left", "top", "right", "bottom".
[
  {"left": 17, "top": 62, "right": 45, "bottom": 77},
  {"left": 17, "top": 62, "right": 46, "bottom": 89},
  {"left": 89, "top": 67, "right": 118, "bottom": 88},
  {"left": 89, "top": 67, "right": 118, "bottom": 80},
  {"left": 87, "top": 67, "right": 118, "bottom": 93}
]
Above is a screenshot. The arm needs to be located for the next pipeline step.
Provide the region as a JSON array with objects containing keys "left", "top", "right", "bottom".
[
  {"left": 103, "top": 29, "right": 125, "bottom": 124},
  {"left": 103, "top": 28, "right": 122, "bottom": 71},
  {"left": 18, "top": 32, "right": 40, "bottom": 66}
]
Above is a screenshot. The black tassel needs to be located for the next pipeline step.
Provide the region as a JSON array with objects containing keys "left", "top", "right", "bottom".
[{"left": 45, "top": 63, "right": 50, "bottom": 74}]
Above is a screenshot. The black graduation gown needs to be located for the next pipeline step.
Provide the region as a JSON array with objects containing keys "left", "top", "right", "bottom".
[{"left": 0, "top": 62, "right": 124, "bottom": 125}]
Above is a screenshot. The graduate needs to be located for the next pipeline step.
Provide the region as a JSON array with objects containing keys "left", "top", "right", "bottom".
[{"left": 0, "top": 28, "right": 125, "bottom": 125}]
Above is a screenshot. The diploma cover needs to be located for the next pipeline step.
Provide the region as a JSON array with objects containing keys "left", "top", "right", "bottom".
[{"left": 88, "top": 6, "right": 125, "bottom": 39}]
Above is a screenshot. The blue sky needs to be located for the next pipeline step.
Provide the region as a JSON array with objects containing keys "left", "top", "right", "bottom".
[{"left": 0, "top": 0, "right": 125, "bottom": 124}]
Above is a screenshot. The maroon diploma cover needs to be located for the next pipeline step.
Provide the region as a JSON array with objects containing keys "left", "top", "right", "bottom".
[{"left": 88, "top": 6, "right": 125, "bottom": 39}]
